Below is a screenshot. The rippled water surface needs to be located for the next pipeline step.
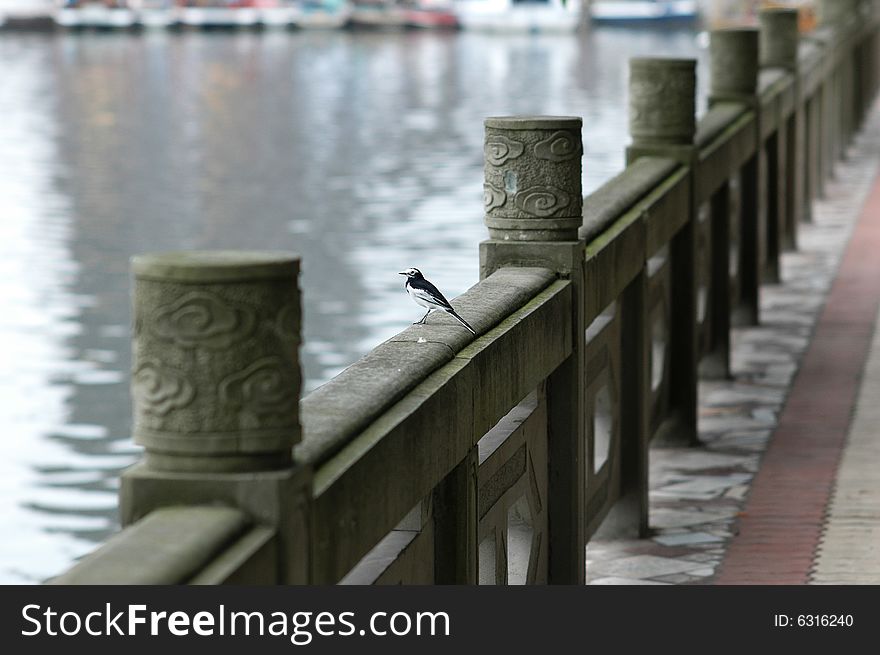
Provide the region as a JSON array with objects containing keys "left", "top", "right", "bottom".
[{"left": 0, "top": 26, "right": 706, "bottom": 583}]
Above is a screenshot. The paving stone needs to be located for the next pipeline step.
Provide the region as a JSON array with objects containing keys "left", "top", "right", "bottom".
[
  {"left": 653, "top": 475, "right": 753, "bottom": 500},
  {"left": 650, "top": 508, "right": 739, "bottom": 530},
  {"left": 652, "top": 532, "right": 724, "bottom": 547},
  {"left": 741, "top": 460, "right": 761, "bottom": 473},
  {"left": 589, "top": 577, "right": 671, "bottom": 585},
  {"left": 587, "top": 555, "right": 705, "bottom": 579},
  {"left": 711, "top": 430, "right": 771, "bottom": 445},
  {"left": 703, "top": 387, "right": 786, "bottom": 405},
  {"left": 724, "top": 485, "right": 750, "bottom": 500},
  {"left": 698, "top": 416, "right": 778, "bottom": 433},
  {"left": 652, "top": 451, "right": 753, "bottom": 472},
  {"left": 681, "top": 553, "right": 722, "bottom": 564},
  {"left": 751, "top": 408, "right": 777, "bottom": 423},
  {"left": 705, "top": 527, "right": 735, "bottom": 538},
  {"left": 649, "top": 573, "right": 701, "bottom": 584}
]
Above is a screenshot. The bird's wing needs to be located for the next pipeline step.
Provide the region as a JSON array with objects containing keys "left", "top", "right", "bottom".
[{"left": 409, "top": 279, "right": 454, "bottom": 310}]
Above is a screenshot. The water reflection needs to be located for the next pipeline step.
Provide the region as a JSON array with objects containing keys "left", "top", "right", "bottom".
[
  {"left": 0, "top": 27, "right": 704, "bottom": 583},
  {"left": 0, "top": 36, "right": 130, "bottom": 583}
]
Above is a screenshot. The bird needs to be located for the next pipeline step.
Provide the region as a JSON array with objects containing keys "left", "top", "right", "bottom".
[{"left": 399, "top": 267, "right": 476, "bottom": 335}]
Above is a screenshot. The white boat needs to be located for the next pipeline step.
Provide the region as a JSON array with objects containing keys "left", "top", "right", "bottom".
[
  {"left": 259, "top": 8, "right": 298, "bottom": 26},
  {"left": 349, "top": 0, "right": 457, "bottom": 29},
  {"left": 590, "top": 0, "right": 698, "bottom": 24},
  {"left": 454, "top": 0, "right": 581, "bottom": 33},
  {"left": 0, "top": 0, "right": 56, "bottom": 28},
  {"left": 178, "top": 2, "right": 260, "bottom": 26},
  {"left": 254, "top": 0, "right": 298, "bottom": 27},
  {"left": 54, "top": 6, "right": 79, "bottom": 26},
  {"left": 139, "top": 9, "right": 176, "bottom": 26},
  {"left": 55, "top": 1, "right": 138, "bottom": 27},
  {"left": 403, "top": 0, "right": 458, "bottom": 29},
  {"left": 130, "top": 0, "right": 177, "bottom": 26},
  {"left": 349, "top": 0, "right": 407, "bottom": 28},
  {"left": 295, "top": 0, "right": 351, "bottom": 28}
]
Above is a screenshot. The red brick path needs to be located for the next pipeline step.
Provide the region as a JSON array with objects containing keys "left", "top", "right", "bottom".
[{"left": 715, "top": 173, "right": 880, "bottom": 584}]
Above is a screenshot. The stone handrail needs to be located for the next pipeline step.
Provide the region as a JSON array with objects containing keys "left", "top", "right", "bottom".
[{"left": 48, "top": 0, "right": 880, "bottom": 585}]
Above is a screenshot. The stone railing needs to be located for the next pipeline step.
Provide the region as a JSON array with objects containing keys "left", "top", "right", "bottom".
[{"left": 52, "top": 0, "right": 880, "bottom": 585}]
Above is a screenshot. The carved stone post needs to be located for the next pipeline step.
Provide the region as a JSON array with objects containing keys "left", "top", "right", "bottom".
[
  {"left": 483, "top": 116, "right": 583, "bottom": 242},
  {"left": 760, "top": 8, "right": 799, "bottom": 71},
  {"left": 817, "top": 0, "right": 860, "bottom": 163},
  {"left": 629, "top": 58, "right": 695, "bottom": 150},
  {"left": 806, "top": 28, "right": 833, "bottom": 198},
  {"left": 131, "top": 252, "right": 301, "bottom": 473},
  {"left": 122, "top": 251, "right": 311, "bottom": 584},
  {"left": 709, "top": 28, "right": 764, "bottom": 323},
  {"left": 761, "top": 8, "right": 801, "bottom": 251},
  {"left": 625, "top": 60, "right": 698, "bottom": 535},
  {"left": 480, "top": 116, "right": 586, "bottom": 583},
  {"left": 710, "top": 28, "right": 759, "bottom": 103},
  {"left": 861, "top": 1, "right": 880, "bottom": 126}
]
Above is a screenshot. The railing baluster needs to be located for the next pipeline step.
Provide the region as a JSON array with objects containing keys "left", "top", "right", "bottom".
[
  {"left": 760, "top": 7, "right": 801, "bottom": 250},
  {"left": 123, "top": 251, "right": 312, "bottom": 584},
  {"left": 710, "top": 28, "right": 762, "bottom": 326},
  {"left": 608, "top": 61, "right": 695, "bottom": 541},
  {"left": 480, "top": 116, "right": 586, "bottom": 583},
  {"left": 433, "top": 451, "right": 478, "bottom": 584}
]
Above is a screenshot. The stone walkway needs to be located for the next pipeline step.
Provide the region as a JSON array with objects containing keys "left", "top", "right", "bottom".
[
  {"left": 811, "top": 302, "right": 880, "bottom": 584},
  {"left": 585, "top": 101, "right": 880, "bottom": 585}
]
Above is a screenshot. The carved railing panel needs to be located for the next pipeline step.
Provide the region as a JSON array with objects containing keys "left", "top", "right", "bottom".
[{"left": 477, "top": 388, "right": 549, "bottom": 585}]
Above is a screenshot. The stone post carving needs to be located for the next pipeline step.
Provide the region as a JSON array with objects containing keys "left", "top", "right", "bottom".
[
  {"left": 479, "top": 115, "right": 588, "bottom": 581},
  {"left": 626, "top": 56, "right": 701, "bottom": 452},
  {"left": 131, "top": 251, "right": 301, "bottom": 473},
  {"left": 483, "top": 116, "right": 583, "bottom": 242},
  {"left": 760, "top": 8, "right": 800, "bottom": 71},
  {"left": 629, "top": 58, "right": 696, "bottom": 147},
  {"left": 710, "top": 28, "right": 760, "bottom": 102}
]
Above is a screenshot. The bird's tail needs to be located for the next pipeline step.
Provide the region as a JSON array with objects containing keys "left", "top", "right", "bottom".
[{"left": 447, "top": 309, "right": 476, "bottom": 335}]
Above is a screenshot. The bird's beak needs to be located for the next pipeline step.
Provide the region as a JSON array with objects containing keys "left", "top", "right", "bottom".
[{"left": 398, "top": 271, "right": 406, "bottom": 275}]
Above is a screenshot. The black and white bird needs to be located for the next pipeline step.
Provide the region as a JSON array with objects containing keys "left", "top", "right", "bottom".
[{"left": 399, "top": 267, "right": 476, "bottom": 335}]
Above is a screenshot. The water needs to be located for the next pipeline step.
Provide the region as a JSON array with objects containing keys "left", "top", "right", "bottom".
[{"left": 0, "top": 26, "right": 705, "bottom": 583}]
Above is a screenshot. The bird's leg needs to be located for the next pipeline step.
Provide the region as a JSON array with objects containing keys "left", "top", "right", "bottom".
[{"left": 414, "top": 309, "right": 432, "bottom": 325}]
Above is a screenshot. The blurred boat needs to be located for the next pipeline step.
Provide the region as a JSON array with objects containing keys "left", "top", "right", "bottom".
[
  {"left": 349, "top": 0, "right": 406, "bottom": 28},
  {"left": 590, "top": 0, "right": 698, "bottom": 24},
  {"left": 295, "top": 0, "right": 351, "bottom": 27},
  {"left": 255, "top": 0, "right": 299, "bottom": 27},
  {"left": 253, "top": 0, "right": 351, "bottom": 28},
  {"left": 402, "top": 0, "right": 457, "bottom": 28},
  {"left": 55, "top": 0, "right": 138, "bottom": 27},
  {"left": 130, "top": 0, "right": 177, "bottom": 26},
  {"left": 348, "top": 0, "right": 456, "bottom": 28},
  {"left": 0, "top": 0, "right": 56, "bottom": 29},
  {"left": 177, "top": 0, "right": 260, "bottom": 26},
  {"left": 454, "top": 0, "right": 581, "bottom": 33}
]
